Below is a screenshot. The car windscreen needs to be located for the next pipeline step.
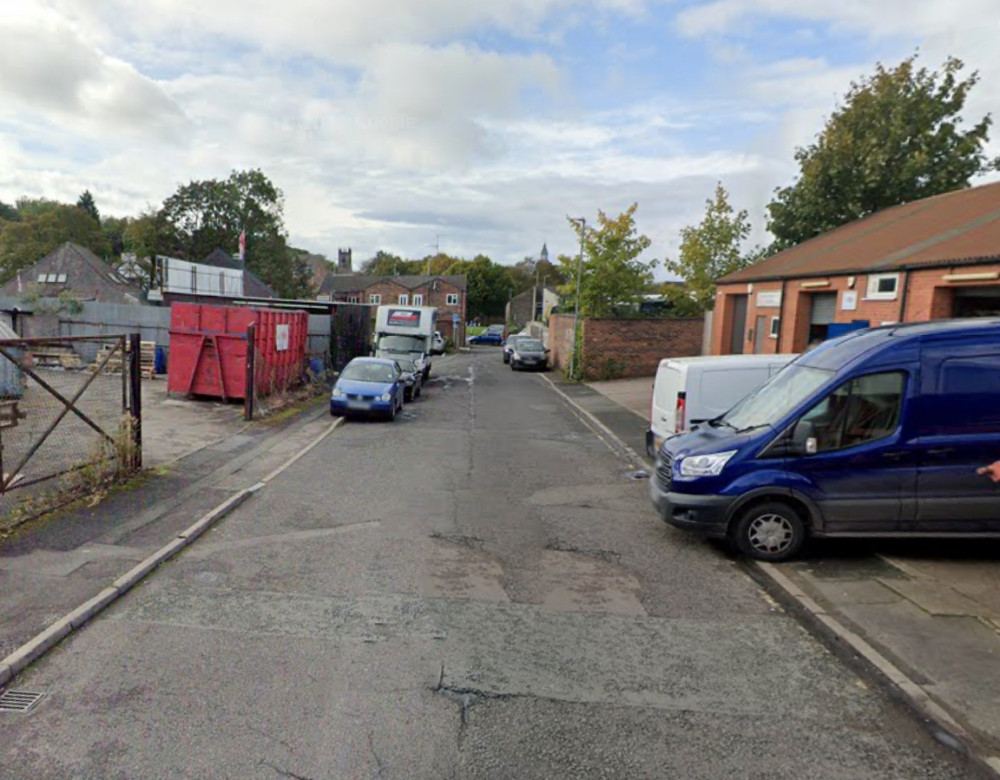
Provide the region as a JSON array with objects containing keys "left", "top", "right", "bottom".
[
  {"left": 341, "top": 363, "right": 395, "bottom": 383},
  {"left": 517, "top": 340, "right": 544, "bottom": 352},
  {"left": 720, "top": 365, "right": 832, "bottom": 431},
  {"left": 379, "top": 335, "right": 425, "bottom": 353}
]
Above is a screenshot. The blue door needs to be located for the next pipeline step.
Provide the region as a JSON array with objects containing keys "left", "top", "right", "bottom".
[
  {"left": 788, "top": 371, "right": 912, "bottom": 532},
  {"left": 827, "top": 321, "right": 870, "bottom": 339},
  {"left": 914, "top": 343, "right": 1000, "bottom": 532}
]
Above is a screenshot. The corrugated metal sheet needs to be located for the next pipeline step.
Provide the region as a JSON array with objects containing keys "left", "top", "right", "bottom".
[
  {"left": 724, "top": 181, "right": 1000, "bottom": 283},
  {"left": 0, "top": 321, "right": 23, "bottom": 398}
]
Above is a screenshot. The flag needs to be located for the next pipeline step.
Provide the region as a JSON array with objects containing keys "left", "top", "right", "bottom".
[{"left": 238, "top": 230, "right": 246, "bottom": 263}]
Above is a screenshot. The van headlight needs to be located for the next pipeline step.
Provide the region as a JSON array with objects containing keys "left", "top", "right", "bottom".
[
  {"left": 380, "top": 392, "right": 391, "bottom": 402},
  {"left": 678, "top": 451, "right": 736, "bottom": 478},
  {"left": 332, "top": 388, "right": 343, "bottom": 398}
]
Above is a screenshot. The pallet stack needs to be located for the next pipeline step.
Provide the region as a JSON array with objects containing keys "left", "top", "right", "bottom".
[
  {"left": 28, "top": 346, "right": 84, "bottom": 370},
  {"left": 90, "top": 340, "right": 157, "bottom": 379}
]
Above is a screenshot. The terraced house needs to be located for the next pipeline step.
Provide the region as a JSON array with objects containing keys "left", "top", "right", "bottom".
[
  {"left": 712, "top": 181, "right": 1000, "bottom": 355},
  {"left": 317, "top": 273, "right": 467, "bottom": 343}
]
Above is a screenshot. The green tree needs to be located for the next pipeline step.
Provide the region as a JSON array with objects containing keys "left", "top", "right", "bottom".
[
  {"left": 768, "top": 55, "right": 999, "bottom": 249},
  {"left": 558, "top": 204, "right": 654, "bottom": 317},
  {"left": 77, "top": 190, "right": 100, "bottom": 224},
  {"left": 444, "top": 255, "right": 515, "bottom": 319},
  {"left": 0, "top": 203, "right": 110, "bottom": 281},
  {"left": 102, "top": 215, "right": 130, "bottom": 257},
  {"left": 361, "top": 251, "right": 415, "bottom": 276},
  {"left": 0, "top": 200, "right": 18, "bottom": 222},
  {"left": 508, "top": 257, "right": 567, "bottom": 294},
  {"left": 664, "top": 184, "right": 753, "bottom": 313},
  {"left": 162, "top": 169, "right": 309, "bottom": 297}
]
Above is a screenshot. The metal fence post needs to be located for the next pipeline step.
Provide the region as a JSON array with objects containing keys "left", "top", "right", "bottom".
[
  {"left": 128, "top": 333, "right": 142, "bottom": 470},
  {"left": 245, "top": 322, "right": 256, "bottom": 421}
]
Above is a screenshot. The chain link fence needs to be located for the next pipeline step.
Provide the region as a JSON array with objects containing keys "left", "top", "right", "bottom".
[{"left": 0, "top": 335, "right": 141, "bottom": 531}]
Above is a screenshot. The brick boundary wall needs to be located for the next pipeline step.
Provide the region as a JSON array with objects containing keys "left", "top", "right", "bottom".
[{"left": 548, "top": 313, "right": 704, "bottom": 379}]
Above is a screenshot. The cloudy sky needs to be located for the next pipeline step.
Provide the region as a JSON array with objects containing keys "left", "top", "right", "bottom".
[{"left": 2, "top": 1, "right": 999, "bottom": 275}]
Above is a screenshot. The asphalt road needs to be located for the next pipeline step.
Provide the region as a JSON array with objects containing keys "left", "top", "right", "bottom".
[{"left": 0, "top": 349, "right": 985, "bottom": 778}]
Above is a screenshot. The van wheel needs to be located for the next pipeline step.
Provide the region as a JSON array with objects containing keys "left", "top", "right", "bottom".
[{"left": 732, "top": 501, "right": 805, "bottom": 562}]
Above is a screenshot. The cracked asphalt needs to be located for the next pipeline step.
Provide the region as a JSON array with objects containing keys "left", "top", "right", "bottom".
[{"left": 0, "top": 350, "right": 985, "bottom": 778}]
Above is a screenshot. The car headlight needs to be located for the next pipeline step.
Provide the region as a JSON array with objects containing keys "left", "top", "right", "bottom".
[
  {"left": 380, "top": 392, "right": 391, "bottom": 402},
  {"left": 678, "top": 451, "right": 737, "bottom": 478},
  {"left": 331, "top": 388, "right": 342, "bottom": 398}
]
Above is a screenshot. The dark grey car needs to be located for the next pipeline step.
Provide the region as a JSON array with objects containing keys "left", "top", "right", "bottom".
[
  {"left": 502, "top": 334, "right": 531, "bottom": 364},
  {"left": 510, "top": 338, "right": 549, "bottom": 371}
]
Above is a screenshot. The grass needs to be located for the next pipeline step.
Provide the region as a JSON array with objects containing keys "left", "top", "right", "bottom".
[{"left": 467, "top": 325, "right": 486, "bottom": 337}]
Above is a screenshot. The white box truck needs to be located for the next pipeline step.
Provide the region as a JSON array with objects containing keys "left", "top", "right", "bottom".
[
  {"left": 647, "top": 353, "right": 797, "bottom": 458},
  {"left": 374, "top": 305, "right": 438, "bottom": 383}
]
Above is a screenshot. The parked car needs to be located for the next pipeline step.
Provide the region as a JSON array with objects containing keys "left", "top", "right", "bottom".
[
  {"left": 502, "top": 334, "right": 531, "bottom": 364},
  {"left": 330, "top": 357, "right": 405, "bottom": 421},
  {"left": 510, "top": 338, "right": 548, "bottom": 371},
  {"left": 649, "top": 320, "right": 1000, "bottom": 562},
  {"left": 469, "top": 330, "right": 504, "bottom": 346},
  {"left": 432, "top": 331, "right": 446, "bottom": 355},
  {"left": 396, "top": 357, "right": 423, "bottom": 402},
  {"left": 647, "top": 354, "right": 797, "bottom": 458}
]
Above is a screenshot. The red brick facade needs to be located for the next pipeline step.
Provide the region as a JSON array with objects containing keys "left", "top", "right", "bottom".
[
  {"left": 711, "top": 263, "right": 1000, "bottom": 355},
  {"left": 328, "top": 279, "right": 467, "bottom": 342},
  {"left": 549, "top": 313, "right": 704, "bottom": 379}
]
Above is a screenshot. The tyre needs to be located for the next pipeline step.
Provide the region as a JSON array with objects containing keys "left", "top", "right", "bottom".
[
  {"left": 404, "top": 387, "right": 413, "bottom": 403},
  {"left": 732, "top": 501, "right": 806, "bottom": 562},
  {"left": 415, "top": 383, "right": 421, "bottom": 399},
  {"left": 511, "top": 362, "right": 517, "bottom": 371},
  {"left": 503, "top": 354, "right": 509, "bottom": 364}
]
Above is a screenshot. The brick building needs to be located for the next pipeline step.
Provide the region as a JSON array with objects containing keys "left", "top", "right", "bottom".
[
  {"left": 712, "top": 181, "right": 1000, "bottom": 355},
  {"left": 317, "top": 273, "right": 467, "bottom": 342}
]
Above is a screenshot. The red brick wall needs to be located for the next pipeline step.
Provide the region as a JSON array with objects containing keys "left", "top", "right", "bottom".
[
  {"left": 330, "top": 279, "right": 467, "bottom": 343},
  {"left": 548, "top": 313, "right": 704, "bottom": 379},
  {"left": 713, "top": 263, "right": 1000, "bottom": 355}
]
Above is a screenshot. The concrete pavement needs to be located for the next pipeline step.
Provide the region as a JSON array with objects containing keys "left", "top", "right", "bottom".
[
  {"left": 585, "top": 374, "right": 1000, "bottom": 765},
  {"left": 0, "top": 351, "right": 983, "bottom": 778}
]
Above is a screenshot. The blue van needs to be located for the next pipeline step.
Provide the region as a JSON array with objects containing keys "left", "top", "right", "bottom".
[{"left": 650, "top": 320, "right": 1000, "bottom": 561}]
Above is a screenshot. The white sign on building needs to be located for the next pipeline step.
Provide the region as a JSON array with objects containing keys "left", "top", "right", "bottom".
[
  {"left": 756, "top": 290, "right": 782, "bottom": 308},
  {"left": 275, "top": 324, "right": 290, "bottom": 352}
]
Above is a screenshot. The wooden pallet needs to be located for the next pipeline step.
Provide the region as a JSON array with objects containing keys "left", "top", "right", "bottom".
[
  {"left": 28, "top": 346, "right": 84, "bottom": 370},
  {"left": 89, "top": 341, "right": 157, "bottom": 379}
]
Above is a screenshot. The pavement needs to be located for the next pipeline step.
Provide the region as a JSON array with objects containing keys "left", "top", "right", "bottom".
[
  {"left": 0, "top": 348, "right": 984, "bottom": 777},
  {"left": 582, "top": 374, "right": 1000, "bottom": 766}
]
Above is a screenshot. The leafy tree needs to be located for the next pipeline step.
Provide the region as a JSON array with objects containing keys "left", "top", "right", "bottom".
[
  {"left": 558, "top": 204, "right": 654, "bottom": 317},
  {"left": 77, "top": 190, "right": 100, "bottom": 224},
  {"left": 0, "top": 200, "right": 18, "bottom": 222},
  {"left": 444, "top": 255, "right": 515, "bottom": 319},
  {"left": 361, "top": 251, "right": 413, "bottom": 276},
  {"left": 508, "top": 257, "right": 567, "bottom": 294},
  {"left": 0, "top": 203, "right": 110, "bottom": 281},
  {"left": 161, "top": 169, "right": 309, "bottom": 297},
  {"left": 664, "top": 184, "right": 753, "bottom": 313},
  {"left": 101, "top": 215, "right": 130, "bottom": 257},
  {"left": 768, "top": 55, "right": 999, "bottom": 249}
]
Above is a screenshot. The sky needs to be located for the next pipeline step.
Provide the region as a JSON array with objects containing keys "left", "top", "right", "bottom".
[{"left": 1, "top": 0, "right": 999, "bottom": 277}]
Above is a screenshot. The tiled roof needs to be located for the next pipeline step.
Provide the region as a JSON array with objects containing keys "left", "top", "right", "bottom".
[
  {"left": 0, "top": 242, "right": 143, "bottom": 304},
  {"left": 318, "top": 273, "right": 467, "bottom": 295},
  {"left": 722, "top": 181, "right": 1000, "bottom": 283},
  {"left": 203, "top": 248, "right": 243, "bottom": 270},
  {"left": 243, "top": 269, "right": 276, "bottom": 298}
]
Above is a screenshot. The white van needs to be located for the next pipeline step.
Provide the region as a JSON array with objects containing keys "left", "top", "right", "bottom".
[{"left": 646, "top": 354, "right": 797, "bottom": 458}]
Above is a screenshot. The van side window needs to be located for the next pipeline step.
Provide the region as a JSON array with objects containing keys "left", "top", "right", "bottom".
[
  {"left": 799, "top": 372, "right": 905, "bottom": 452},
  {"left": 929, "top": 357, "right": 1000, "bottom": 435}
]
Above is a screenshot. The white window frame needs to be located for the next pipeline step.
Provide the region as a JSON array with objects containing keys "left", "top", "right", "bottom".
[
  {"left": 769, "top": 316, "right": 780, "bottom": 338},
  {"left": 56, "top": 273, "right": 67, "bottom": 283},
  {"left": 346, "top": 295, "right": 360, "bottom": 304},
  {"left": 446, "top": 293, "right": 459, "bottom": 306},
  {"left": 413, "top": 294, "right": 423, "bottom": 306},
  {"left": 37, "top": 274, "right": 46, "bottom": 283},
  {"left": 369, "top": 294, "right": 381, "bottom": 305},
  {"left": 398, "top": 294, "right": 409, "bottom": 305},
  {"left": 866, "top": 273, "right": 900, "bottom": 301}
]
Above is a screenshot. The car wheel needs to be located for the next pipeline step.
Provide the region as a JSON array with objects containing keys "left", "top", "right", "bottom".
[
  {"left": 503, "top": 355, "right": 509, "bottom": 363},
  {"left": 388, "top": 402, "right": 397, "bottom": 422},
  {"left": 511, "top": 362, "right": 517, "bottom": 371},
  {"left": 404, "top": 388, "right": 413, "bottom": 402},
  {"left": 732, "top": 501, "right": 806, "bottom": 562}
]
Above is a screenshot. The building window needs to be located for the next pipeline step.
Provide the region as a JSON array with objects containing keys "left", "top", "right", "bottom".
[
  {"left": 769, "top": 316, "right": 780, "bottom": 338},
  {"left": 866, "top": 273, "right": 900, "bottom": 300},
  {"left": 413, "top": 294, "right": 423, "bottom": 306},
  {"left": 369, "top": 294, "right": 381, "bottom": 305},
  {"left": 398, "top": 294, "right": 409, "bottom": 305},
  {"left": 346, "top": 295, "right": 360, "bottom": 304},
  {"left": 446, "top": 293, "right": 459, "bottom": 306}
]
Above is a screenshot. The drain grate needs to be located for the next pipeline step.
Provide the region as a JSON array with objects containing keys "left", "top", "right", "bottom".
[{"left": 0, "top": 690, "right": 44, "bottom": 713}]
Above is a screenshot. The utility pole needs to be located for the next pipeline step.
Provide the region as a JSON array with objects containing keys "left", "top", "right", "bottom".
[
  {"left": 427, "top": 235, "right": 441, "bottom": 276},
  {"left": 568, "top": 218, "right": 586, "bottom": 379}
]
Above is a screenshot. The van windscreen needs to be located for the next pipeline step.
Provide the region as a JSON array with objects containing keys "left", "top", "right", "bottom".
[{"left": 721, "top": 365, "right": 832, "bottom": 431}]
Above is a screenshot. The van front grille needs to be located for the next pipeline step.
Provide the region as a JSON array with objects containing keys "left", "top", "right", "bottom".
[{"left": 657, "top": 455, "right": 673, "bottom": 493}]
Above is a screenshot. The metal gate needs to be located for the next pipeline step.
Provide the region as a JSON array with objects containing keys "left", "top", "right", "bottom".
[
  {"left": 329, "top": 304, "right": 373, "bottom": 372},
  {"left": 0, "top": 334, "right": 142, "bottom": 529}
]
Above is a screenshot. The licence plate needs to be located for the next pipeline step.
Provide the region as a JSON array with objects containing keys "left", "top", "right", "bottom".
[{"left": 347, "top": 400, "right": 371, "bottom": 410}]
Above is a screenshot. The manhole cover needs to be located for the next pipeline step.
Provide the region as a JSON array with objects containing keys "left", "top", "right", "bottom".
[{"left": 0, "top": 690, "right": 44, "bottom": 713}]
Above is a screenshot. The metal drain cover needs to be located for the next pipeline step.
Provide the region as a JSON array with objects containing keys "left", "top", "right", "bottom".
[{"left": 0, "top": 690, "right": 44, "bottom": 713}]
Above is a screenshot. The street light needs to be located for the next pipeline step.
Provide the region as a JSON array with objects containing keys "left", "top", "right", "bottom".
[{"left": 568, "top": 217, "right": 586, "bottom": 379}]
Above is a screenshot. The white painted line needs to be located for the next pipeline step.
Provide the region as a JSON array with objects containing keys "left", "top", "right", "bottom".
[{"left": 0, "top": 413, "right": 348, "bottom": 687}]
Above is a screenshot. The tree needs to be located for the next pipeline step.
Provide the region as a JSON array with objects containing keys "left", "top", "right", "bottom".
[
  {"left": 0, "top": 200, "right": 18, "bottom": 222},
  {"left": 664, "top": 184, "right": 753, "bottom": 313},
  {"left": 102, "top": 215, "right": 130, "bottom": 257},
  {"left": 444, "top": 255, "right": 515, "bottom": 319},
  {"left": 768, "top": 55, "right": 999, "bottom": 249},
  {"left": 508, "top": 257, "right": 567, "bottom": 294},
  {"left": 558, "top": 204, "right": 654, "bottom": 317},
  {"left": 161, "top": 169, "right": 309, "bottom": 297},
  {"left": 77, "top": 190, "right": 100, "bottom": 224},
  {"left": 361, "top": 251, "right": 413, "bottom": 276},
  {"left": 0, "top": 203, "right": 110, "bottom": 281}
]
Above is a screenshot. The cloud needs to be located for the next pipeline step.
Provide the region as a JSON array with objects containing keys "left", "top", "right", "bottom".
[{"left": 0, "top": 2, "right": 186, "bottom": 139}]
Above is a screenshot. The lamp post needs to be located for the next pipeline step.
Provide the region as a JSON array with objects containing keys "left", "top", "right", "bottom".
[{"left": 568, "top": 217, "right": 586, "bottom": 379}]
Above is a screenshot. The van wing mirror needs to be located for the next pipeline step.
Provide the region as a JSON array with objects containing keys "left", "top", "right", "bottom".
[{"left": 792, "top": 420, "right": 818, "bottom": 455}]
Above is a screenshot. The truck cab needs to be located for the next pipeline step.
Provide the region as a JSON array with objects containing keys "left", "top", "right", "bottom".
[{"left": 373, "top": 306, "right": 438, "bottom": 382}]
